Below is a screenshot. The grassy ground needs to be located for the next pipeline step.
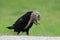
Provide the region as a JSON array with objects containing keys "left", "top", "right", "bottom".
[{"left": 0, "top": 0, "right": 60, "bottom": 36}]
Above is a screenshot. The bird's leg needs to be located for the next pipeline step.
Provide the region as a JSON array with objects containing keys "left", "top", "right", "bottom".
[
  {"left": 26, "top": 30, "right": 29, "bottom": 35},
  {"left": 17, "top": 32, "right": 20, "bottom": 35}
]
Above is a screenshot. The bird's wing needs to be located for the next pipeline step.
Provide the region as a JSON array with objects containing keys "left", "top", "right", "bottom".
[{"left": 13, "top": 17, "right": 23, "bottom": 26}]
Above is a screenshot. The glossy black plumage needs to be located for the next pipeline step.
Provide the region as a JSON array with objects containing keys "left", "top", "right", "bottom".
[{"left": 7, "top": 11, "right": 34, "bottom": 35}]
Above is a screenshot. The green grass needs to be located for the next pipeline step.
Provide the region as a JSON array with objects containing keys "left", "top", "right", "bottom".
[{"left": 0, "top": 0, "right": 60, "bottom": 36}]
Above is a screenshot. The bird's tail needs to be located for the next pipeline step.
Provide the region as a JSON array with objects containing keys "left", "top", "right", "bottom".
[{"left": 6, "top": 26, "right": 13, "bottom": 29}]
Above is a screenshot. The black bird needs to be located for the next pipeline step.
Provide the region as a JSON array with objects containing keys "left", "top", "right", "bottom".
[{"left": 7, "top": 11, "right": 40, "bottom": 35}]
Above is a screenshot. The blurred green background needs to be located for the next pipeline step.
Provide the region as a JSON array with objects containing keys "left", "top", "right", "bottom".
[{"left": 0, "top": 0, "right": 60, "bottom": 36}]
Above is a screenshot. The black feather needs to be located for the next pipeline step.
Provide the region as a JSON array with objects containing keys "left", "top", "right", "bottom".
[
  {"left": 7, "top": 11, "right": 34, "bottom": 35},
  {"left": 7, "top": 26, "right": 13, "bottom": 29}
]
